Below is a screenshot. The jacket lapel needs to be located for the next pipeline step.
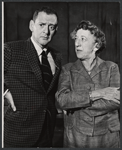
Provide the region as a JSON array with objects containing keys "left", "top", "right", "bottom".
[
  {"left": 26, "top": 40, "right": 61, "bottom": 93},
  {"left": 71, "top": 57, "right": 107, "bottom": 81},
  {"left": 47, "top": 48, "right": 61, "bottom": 93},
  {"left": 71, "top": 59, "right": 93, "bottom": 83},
  {"left": 25, "top": 38, "right": 46, "bottom": 92},
  {"left": 90, "top": 57, "right": 107, "bottom": 78}
]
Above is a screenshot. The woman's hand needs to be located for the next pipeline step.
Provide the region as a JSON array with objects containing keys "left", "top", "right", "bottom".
[
  {"left": 103, "top": 89, "right": 120, "bottom": 104},
  {"left": 91, "top": 87, "right": 120, "bottom": 104}
]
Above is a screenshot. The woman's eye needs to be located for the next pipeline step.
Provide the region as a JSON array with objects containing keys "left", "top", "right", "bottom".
[{"left": 81, "top": 38, "right": 86, "bottom": 42}]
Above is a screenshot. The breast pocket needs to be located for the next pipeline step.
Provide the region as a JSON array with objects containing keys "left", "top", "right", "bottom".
[
  {"left": 93, "top": 71, "right": 110, "bottom": 89},
  {"left": 8, "top": 64, "right": 40, "bottom": 91},
  {"left": 10, "top": 65, "right": 34, "bottom": 78},
  {"left": 70, "top": 71, "right": 94, "bottom": 92}
]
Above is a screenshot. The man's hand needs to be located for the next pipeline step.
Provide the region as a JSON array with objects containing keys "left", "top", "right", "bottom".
[{"left": 4, "top": 91, "right": 16, "bottom": 111}]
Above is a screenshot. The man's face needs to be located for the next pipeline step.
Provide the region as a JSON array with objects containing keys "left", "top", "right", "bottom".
[
  {"left": 30, "top": 11, "right": 58, "bottom": 47},
  {"left": 75, "top": 28, "right": 97, "bottom": 60}
]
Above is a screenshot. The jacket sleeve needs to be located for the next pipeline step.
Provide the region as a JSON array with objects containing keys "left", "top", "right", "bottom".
[
  {"left": 4, "top": 43, "right": 12, "bottom": 92},
  {"left": 87, "top": 63, "right": 120, "bottom": 116},
  {"left": 55, "top": 66, "right": 91, "bottom": 110}
]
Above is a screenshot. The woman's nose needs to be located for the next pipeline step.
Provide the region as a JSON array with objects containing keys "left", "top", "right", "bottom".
[{"left": 75, "top": 39, "right": 81, "bottom": 47}]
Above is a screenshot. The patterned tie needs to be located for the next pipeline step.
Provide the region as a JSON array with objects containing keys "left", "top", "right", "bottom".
[{"left": 41, "top": 50, "right": 53, "bottom": 91}]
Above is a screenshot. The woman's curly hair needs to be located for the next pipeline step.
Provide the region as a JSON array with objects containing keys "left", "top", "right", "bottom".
[{"left": 71, "top": 20, "right": 106, "bottom": 52}]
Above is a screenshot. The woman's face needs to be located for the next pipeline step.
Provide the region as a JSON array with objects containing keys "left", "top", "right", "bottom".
[{"left": 75, "top": 28, "right": 98, "bottom": 60}]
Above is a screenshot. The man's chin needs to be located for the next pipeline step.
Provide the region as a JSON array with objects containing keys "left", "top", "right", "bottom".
[
  {"left": 39, "top": 40, "right": 50, "bottom": 46},
  {"left": 39, "top": 42, "right": 48, "bottom": 47}
]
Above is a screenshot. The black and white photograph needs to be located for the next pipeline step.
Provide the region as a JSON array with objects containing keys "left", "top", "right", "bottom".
[{"left": 2, "top": 1, "right": 120, "bottom": 148}]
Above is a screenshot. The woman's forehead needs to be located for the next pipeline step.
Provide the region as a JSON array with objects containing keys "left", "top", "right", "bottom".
[
  {"left": 76, "top": 28, "right": 96, "bottom": 40},
  {"left": 76, "top": 29, "right": 91, "bottom": 36}
]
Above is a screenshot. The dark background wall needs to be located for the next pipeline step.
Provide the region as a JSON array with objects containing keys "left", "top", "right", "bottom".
[
  {"left": 4, "top": 2, "right": 120, "bottom": 66},
  {"left": 3, "top": 2, "right": 120, "bottom": 147}
]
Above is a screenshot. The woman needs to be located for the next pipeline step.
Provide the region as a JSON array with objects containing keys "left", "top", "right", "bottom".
[{"left": 56, "top": 20, "right": 120, "bottom": 148}]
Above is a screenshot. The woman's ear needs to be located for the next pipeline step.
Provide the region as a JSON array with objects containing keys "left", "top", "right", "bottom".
[
  {"left": 94, "top": 43, "right": 99, "bottom": 52},
  {"left": 29, "top": 20, "right": 34, "bottom": 32}
]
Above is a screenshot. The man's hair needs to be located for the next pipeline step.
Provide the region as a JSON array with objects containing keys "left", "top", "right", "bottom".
[
  {"left": 71, "top": 20, "right": 106, "bottom": 52},
  {"left": 32, "top": 6, "right": 58, "bottom": 25}
]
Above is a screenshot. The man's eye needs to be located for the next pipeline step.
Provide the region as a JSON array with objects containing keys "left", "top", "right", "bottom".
[
  {"left": 49, "top": 26, "right": 55, "bottom": 31},
  {"left": 40, "top": 24, "right": 45, "bottom": 27}
]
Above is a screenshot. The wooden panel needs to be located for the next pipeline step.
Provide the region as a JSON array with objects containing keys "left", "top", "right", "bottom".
[
  {"left": 68, "top": 2, "right": 120, "bottom": 65},
  {"left": 4, "top": 2, "right": 120, "bottom": 66}
]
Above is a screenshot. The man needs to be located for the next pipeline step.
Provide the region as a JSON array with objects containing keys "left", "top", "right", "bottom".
[
  {"left": 4, "top": 7, "right": 62, "bottom": 147},
  {"left": 56, "top": 20, "right": 120, "bottom": 148}
]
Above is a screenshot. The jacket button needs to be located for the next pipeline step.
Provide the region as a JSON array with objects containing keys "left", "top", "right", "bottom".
[
  {"left": 85, "top": 117, "right": 92, "bottom": 122},
  {"left": 43, "top": 110, "right": 46, "bottom": 113},
  {"left": 86, "top": 85, "right": 91, "bottom": 90}
]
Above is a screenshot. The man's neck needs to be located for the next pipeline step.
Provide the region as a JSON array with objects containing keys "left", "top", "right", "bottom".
[{"left": 31, "top": 36, "right": 46, "bottom": 49}]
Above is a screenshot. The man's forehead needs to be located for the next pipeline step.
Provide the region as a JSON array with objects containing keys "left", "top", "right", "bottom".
[{"left": 36, "top": 12, "right": 58, "bottom": 24}]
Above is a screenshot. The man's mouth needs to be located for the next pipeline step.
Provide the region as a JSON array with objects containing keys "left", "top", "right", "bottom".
[{"left": 41, "top": 36, "right": 49, "bottom": 40}]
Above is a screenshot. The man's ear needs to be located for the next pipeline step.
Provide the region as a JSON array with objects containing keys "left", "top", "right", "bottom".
[
  {"left": 53, "top": 26, "right": 58, "bottom": 36},
  {"left": 56, "top": 26, "right": 58, "bottom": 31},
  {"left": 29, "top": 20, "right": 34, "bottom": 32}
]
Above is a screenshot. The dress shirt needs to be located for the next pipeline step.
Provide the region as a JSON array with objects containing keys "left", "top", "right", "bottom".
[{"left": 31, "top": 37, "right": 56, "bottom": 75}]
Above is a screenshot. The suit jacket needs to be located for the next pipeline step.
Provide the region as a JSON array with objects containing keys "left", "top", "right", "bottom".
[
  {"left": 4, "top": 38, "right": 62, "bottom": 147},
  {"left": 56, "top": 57, "right": 120, "bottom": 140}
]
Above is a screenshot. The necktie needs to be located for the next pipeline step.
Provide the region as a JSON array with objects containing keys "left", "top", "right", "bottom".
[{"left": 41, "top": 50, "right": 53, "bottom": 91}]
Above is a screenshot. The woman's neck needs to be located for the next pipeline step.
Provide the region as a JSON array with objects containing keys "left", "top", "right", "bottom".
[{"left": 82, "top": 56, "right": 97, "bottom": 72}]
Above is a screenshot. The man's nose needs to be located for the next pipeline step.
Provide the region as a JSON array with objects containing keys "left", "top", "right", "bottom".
[{"left": 43, "top": 25, "right": 49, "bottom": 35}]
